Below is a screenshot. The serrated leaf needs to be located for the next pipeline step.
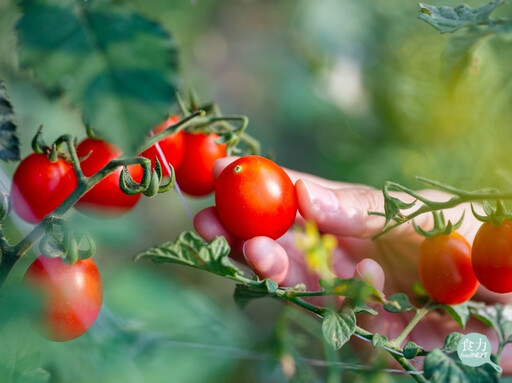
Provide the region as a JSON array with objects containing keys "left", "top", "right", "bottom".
[
  {"left": 383, "top": 293, "right": 416, "bottom": 313},
  {"left": 403, "top": 341, "right": 421, "bottom": 359},
  {"left": 442, "top": 302, "right": 470, "bottom": 329},
  {"left": 17, "top": 0, "right": 178, "bottom": 154},
  {"left": 424, "top": 348, "right": 500, "bottom": 383},
  {"left": 0, "top": 81, "right": 20, "bottom": 161},
  {"left": 233, "top": 279, "right": 279, "bottom": 309},
  {"left": 418, "top": 1, "right": 505, "bottom": 33},
  {"left": 469, "top": 304, "right": 512, "bottom": 342},
  {"left": 321, "top": 308, "right": 356, "bottom": 350},
  {"left": 319, "top": 277, "right": 385, "bottom": 305},
  {"left": 135, "top": 231, "right": 243, "bottom": 278},
  {"left": 443, "top": 332, "right": 464, "bottom": 353}
]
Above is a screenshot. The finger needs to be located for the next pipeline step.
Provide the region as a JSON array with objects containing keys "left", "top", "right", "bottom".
[
  {"left": 295, "top": 179, "right": 390, "bottom": 238},
  {"left": 353, "top": 258, "right": 385, "bottom": 292},
  {"left": 243, "top": 237, "right": 289, "bottom": 284},
  {"left": 212, "top": 157, "right": 238, "bottom": 179},
  {"left": 213, "top": 156, "right": 370, "bottom": 190},
  {"left": 295, "top": 179, "right": 470, "bottom": 240},
  {"left": 193, "top": 206, "right": 244, "bottom": 255}
]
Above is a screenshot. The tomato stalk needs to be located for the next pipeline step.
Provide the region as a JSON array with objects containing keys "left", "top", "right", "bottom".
[
  {"left": 138, "top": 110, "right": 206, "bottom": 153},
  {"left": 227, "top": 271, "right": 428, "bottom": 380},
  {"left": 391, "top": 303, "right": 431, "bottom": 348},
  {"left": 371, "top": 176, "right": 512, "bottom": 239},
  {"left": 0, "top": 135, "right": 176, "bottom": 287}
]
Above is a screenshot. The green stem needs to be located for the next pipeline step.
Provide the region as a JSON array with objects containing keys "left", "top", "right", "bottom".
[
  {"left": 0, "top": 155, "right": 155, "bottom": 288},
  {"left": 389, "top": 353, "right": 429, "bottom": 383},
  {"left": 138, "top": 110, "right": 205, "bottom": 153},
  {"left": 392, "top": 304, "right": 431, "bottom": 347}
]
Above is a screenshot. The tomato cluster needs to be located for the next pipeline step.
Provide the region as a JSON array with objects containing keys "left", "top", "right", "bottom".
[
  {"left": 10, "top": 115, "right": 230, "bottom": 341},
  {"left": 418, "top": 218, "right": 512, "bottom": 304}
]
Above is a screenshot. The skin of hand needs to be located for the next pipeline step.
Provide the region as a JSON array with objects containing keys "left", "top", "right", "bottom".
[{"left": 193, "top": 156, "right": 512, "bottom": 372}]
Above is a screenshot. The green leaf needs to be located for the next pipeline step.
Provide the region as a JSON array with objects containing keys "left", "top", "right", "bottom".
[
  {"left": 418, "top": 1, "right": 505, "bottom": 33},
  {"left": 441, "top": 27, "right": 490, "bottom": 88},
  {"left": 319, "top": 277, "right": 385, "bottom": 305},
  {"left": 135, "top": 231, "right": 243, "bottom": 278},
  {"left": 443, "top": 332, "right": 464, "bottom": 353},
  {"left": 0, "top": 81, "right": 20, "bottom": 161},
  {"left": 371, "top": 333, "right": 388, "bottom": 348},
  {"left": 321, "top": 308, "right": 356, "bottom": 350},
  {"left": 17, "top": 0, "right": 178, "bottom": 154},
  {"left": 353, "top": 303, "right": 378, "bottom": 316},
  {"left": 442, "top": 302, "right": 470, "bottom": 329},
  {"left": 469, "top": 303, "right": 512, "bottom": 342},
  {"left": 383, "top": 293, "right": 416, "bottom": 313},
  {"left": 233, "top": 279, "right": 279, "bottom": 309},
  {"left": 424, "top": 348, "right": 500, "bottom": 383},
  {"left": 403, "top": 341, "right": 421, "bottom": 359},
  {"left": 0, "top": 320, "right": 50, "bottom": 383}
]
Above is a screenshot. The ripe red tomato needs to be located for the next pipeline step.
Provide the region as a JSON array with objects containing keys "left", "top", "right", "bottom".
[
  {"left": 11, "top": 153, "right": 78, "bottom": 224},
  {"left": 24, "top": 256, "right": 103, "bottom": 342},
  {"left": 175, "top": 132, "right": 226, "bottom": 197},
  {"left": 215, "top": 155, "right": 298, "bottom": 240},
  {"left": 75, "top": 138, "right": 143, "bottom": 215},
  {"left": 140, "top": 115, "right": 185, "bottom": 177},
  {"left": 472, "top": 221, "right": 512, "bottom": 293},
  {"left": 418, "top": 232, "right": 478, "bottom": 305}
]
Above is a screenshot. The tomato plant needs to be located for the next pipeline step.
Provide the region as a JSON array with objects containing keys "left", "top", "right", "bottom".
[
  {"left": 175, "top": 132, "right": 226, "bottom": 197},
  {"left": 75, "top": 138, "right": 144, "bottom": 215},
  {"left": 140, "top": 115, "right": 185, "bottom": 177},
  {"left": 24, "top": 256, "right": 103, "bottom": 342},
  {"left": 471, "top": 220, "right": 512, "bottom": 294},
  {"left": 11, "top": 153, "right": 78, "bottom": 224},
  {"left": 215, "top": 155, "right": 297, "bottom": 240},
  {"left": 418, "top": 232, "right": 478, "bottom": 305}
]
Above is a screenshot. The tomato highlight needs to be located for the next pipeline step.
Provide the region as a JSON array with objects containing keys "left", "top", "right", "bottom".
[
  {"left": 215, "top": 155, "right": 297, "bottom": 240},
  {"left": 11, "top": 153, "right": 78, "bottom": 224}
]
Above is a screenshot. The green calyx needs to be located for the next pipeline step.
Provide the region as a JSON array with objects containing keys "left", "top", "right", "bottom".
[
  {"left": 39, "top": 218, "right": 96, "bottom": 264},
  {"left": 412, "top": 210, "right": 465, "bottom": 238},
  {"left": 471, "top": 200, "right": 512, "bottom": 226}
]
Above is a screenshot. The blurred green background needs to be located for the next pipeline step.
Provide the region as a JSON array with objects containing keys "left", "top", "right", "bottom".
[{"left": 1, "top": 0, "right": 512, "bottom": 382}]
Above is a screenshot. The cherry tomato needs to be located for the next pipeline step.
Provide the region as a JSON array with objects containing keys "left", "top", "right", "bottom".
[
  {"left": 11, "top": 153, "right": 78, "bottom": 224},
  {"left": 215, "top": 155, "right": 298, "bottom": 240},
  {"left": 175, "top": 132, "right": 226, "bottom": 197},
  {"left": 140, "top": 115, "right": 185, "bottom": 177},
  {"left": 418, "top": 232, "right": 478, "bottom": 305},
  {"left": 472, "top": 220, "right": 512, "bottom": 293},
  {"left": 24, "top": 256, "right": 103, "bottom": 342},
  {"left": 75, "top": 138, "right": 143, "bottom": 215}
]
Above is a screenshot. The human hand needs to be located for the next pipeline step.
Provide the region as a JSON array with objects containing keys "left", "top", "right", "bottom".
[{"left": 193, "top": 157, "right": 512, "bottom": 371}]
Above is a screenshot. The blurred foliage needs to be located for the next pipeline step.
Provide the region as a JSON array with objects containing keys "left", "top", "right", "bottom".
[{"left": 1, "top": 0, "right": 512, "bottom": 381}]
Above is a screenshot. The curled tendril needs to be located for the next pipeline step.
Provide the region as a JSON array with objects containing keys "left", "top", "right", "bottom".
[
  {"left": 39, "top": 218, "right": 96, "bottom": 263},
  {"left": 119, "top": 157, "right": 175, "bottom": 197}
]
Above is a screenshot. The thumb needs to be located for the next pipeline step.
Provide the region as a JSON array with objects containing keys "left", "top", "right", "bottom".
[{"left": 296, "top": 179, "right": 399, "bottom": 238}]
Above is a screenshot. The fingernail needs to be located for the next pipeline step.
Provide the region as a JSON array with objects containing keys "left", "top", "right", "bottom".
[{"left": 302, "top": 179, "right": 339, "bottom": 213}]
